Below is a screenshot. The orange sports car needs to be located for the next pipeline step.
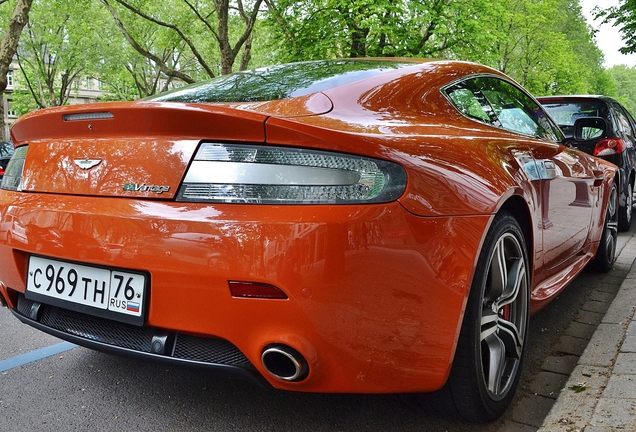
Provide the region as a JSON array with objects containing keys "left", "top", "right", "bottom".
[{"left": 0, "top": 59, "right": 618, "bottom": 422}]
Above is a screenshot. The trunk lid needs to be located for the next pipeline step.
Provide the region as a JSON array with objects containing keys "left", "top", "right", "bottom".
[{"left": 11, "top": 102, "right": 269, "bottom": 199}]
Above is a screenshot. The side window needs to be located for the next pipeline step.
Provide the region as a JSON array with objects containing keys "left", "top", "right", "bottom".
[
  {"left": 476, "top": 77, "right": 562, "bottom": 141},
  {"left": 612, "top": 102, "right": 635, "bottom": 137},
  {"left": 444, "top": 83, "right": 494, "bottom": 124},
  {"left": 443, "top": 76, "right": 563, "bottom": 142}
]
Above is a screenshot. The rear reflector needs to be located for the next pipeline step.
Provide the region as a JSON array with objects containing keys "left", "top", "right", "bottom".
[{"left": 229, "top": 281, "right": 288, "bottom": 299}]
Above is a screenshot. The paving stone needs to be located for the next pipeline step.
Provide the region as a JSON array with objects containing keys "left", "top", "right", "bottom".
[
  {"left": 580, "top": 323, "right": 625, "bottom": 368},
  {"left": 589, "top": 290, "right": 617, "bottom": 304},
  {"left": 614, "top": 353, "right": 636, "bottom": 375},
  {"left": 589, "top": 397, "right": 636, "bottom": 430},
  {"left": 496, "top": 421, "right": 537, "bottom": 432},
  {"left": 537, "top": 234, "right": 636, "bottom": 432},
  {"left": 602, "top": 374, "right": 636, "bottom": 398},
  {"left": 538, "top": 365, "right": 609, "bottom": 432},
  {"left": 541, "top": 355, "right": 579, "bottom": 375},
  {"left": 602, "top": 301, "right": 636, "bottom": 326},
  {"left": 575, "top": 310, "right": 604, "bottom": 326},
  {"left": 581, "top": 300, "right": 611, "bottom": 315},
  {"left": 612, "top": 262, "right": 633, "bottom": 274},
  {"left": 602, "top": 280, "right": 636, "bottom": 324},
  {"left": 564, "top": 321, "right": 596, "bottom": 340},
  {"left": 555, "top": 335, "right": 589, "bottom": 357},
  {"left": 622, "top": 321, "right": 636, "bottom": 353},
  {"left": 510, "top": 393, "right": 554, "bottom": 427},
  {"left": 594, "top": 277, "right": 627, "bottom": 292},
  {"left": 529, "top": 371, "right": 569, "bottom": 399}
]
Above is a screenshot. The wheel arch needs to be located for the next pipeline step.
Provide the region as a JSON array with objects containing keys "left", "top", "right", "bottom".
[
  {"left": 428, "top": 194, "right": 534, "bottom": 421},
  {"left": 449, "top": 192, "right": 533, "bottom": 365},
  {"left": 496, "top": 194, "right": 534, "bottom": 275},
  {"left": 454, "top": 192, "right": 534, "bottom": 333}
]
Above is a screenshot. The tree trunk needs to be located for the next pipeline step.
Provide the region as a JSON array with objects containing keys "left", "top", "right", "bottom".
[{"left": 0, "top": 0, "right": 33, "bottom": 141}]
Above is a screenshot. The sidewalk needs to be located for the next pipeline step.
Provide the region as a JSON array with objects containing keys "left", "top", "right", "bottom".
[{"left": 539, "top": 233, "right": 636, "bottom": 431}]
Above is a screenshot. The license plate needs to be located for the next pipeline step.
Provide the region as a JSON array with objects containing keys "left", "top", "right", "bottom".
[{"left": 25, "top": 256, "right": 147, "bottom": 326}]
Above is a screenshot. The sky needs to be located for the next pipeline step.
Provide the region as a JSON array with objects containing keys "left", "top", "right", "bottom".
[{"left": 580, "top": 0, "right": 636, "bottom": 67}]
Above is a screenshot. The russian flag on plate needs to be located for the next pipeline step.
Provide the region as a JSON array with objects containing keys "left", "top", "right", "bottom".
[{"left": 127, "top": 302, "right": 140, "bottom": 313}]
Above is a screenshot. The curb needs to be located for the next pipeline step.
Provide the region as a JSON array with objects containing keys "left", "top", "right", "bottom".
[{"left": 538, "top": 233, "right": 636, "bottom": 431}]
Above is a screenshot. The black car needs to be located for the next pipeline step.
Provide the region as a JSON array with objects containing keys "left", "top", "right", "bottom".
[
  {"left": 538, "top": 95, "right": 636, "bottom": 231},
  {"left": 0, "top": 141, "right": 14, "bottom": 181}
]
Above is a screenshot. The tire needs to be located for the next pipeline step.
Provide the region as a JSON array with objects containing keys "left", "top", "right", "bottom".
[
  {"left": 590, "top": 182, "right": 618, "bottom": 272},
  {"left": 618, "top": 180, "right": 633, "bottom": 232},
  {"left": 419, "top": 212, "right": 529, "bottom": 422}
]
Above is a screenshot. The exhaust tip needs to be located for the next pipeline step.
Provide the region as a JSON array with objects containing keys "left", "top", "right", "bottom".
[{"left": 261, "top": 344, "right": 309, "bottom": 382}]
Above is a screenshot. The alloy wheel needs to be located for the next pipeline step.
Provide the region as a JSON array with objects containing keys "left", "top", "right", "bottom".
[
  {"left": 604, "top": 185, "right": 619, "bottom": 263},
  {"left": 480, "top": 232, "right": 528, "bottom": 400}
]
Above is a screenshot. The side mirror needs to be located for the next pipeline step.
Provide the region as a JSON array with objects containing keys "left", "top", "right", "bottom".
[{"left": 573, "top": 117, "right": 607, "bottom": 141}]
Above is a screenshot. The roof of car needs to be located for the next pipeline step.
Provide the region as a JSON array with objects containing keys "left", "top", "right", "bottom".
[
  {"left": 537, "top": 95, "right": 618, "bottom": 103},
  {"left": 147, "top": 58, "right": 504, "bottom": 104}
]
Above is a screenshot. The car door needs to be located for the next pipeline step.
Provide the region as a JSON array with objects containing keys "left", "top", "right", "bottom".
[
  {"left": 471, "top": 77, "right": 598, "bottom": 274},
  {"left": 611, "top": 100, "right": 636, "bottom": 177}
]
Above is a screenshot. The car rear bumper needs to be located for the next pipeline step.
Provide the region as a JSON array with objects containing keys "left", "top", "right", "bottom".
[
  {"left": 10, "top": 293, "right": 266, "bottom": 386},
  {"left": 0, "top": 192, "right": 490, "bottom": 394}
]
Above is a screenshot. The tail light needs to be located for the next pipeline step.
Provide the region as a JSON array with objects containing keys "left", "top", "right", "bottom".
[
  {"left": 0, "top": 167, "right": 4, "bottom": 177},
  {"left": 177, "top": 143, "right": 407, "bottom": 204},
  {"left": 1, "top": 145, "right": 27, "bottom": 191},
  {"left": 594, "top": 138, "right": 626, "bottom": 157}
]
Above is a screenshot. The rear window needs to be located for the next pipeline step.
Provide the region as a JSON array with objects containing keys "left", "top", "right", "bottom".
[
  {"left": 540, "top": 100, "right": 609, "bottom": 126},
  {"left": 148, "top": 60, "right": 414, "bottom": 103}
]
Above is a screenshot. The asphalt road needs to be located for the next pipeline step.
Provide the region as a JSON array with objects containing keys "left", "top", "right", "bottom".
[{"left": 1, "top": 223, "right": 635, "bottom": 432}]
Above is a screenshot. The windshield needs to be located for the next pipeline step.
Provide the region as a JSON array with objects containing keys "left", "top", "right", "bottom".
[{"left": 148, "top": 60, "right": 415, "bottom": 103}]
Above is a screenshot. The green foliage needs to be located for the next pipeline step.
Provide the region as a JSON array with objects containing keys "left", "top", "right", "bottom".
[
  {"left": 11, "top": 88, "right": 38, "bottom": 116},
  {"left": 16, "top": 0, "right": 107, "bottom": 109},
  {"left": 258, "top": 0, "right": 611, "bottom": 98},
  {"left": 3, "top": 0, "right": 630, "bottom": 111},
  {"left": 474, "top": 0, "right": 606, "bottom": 96},
  {"left": 261, "top": 0, "right": 499, "bottom": 61},
  {"left": 607, "top": 65, "right": 636, "bottom": 115}
]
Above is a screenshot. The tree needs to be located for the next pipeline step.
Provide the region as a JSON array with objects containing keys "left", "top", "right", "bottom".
[
  {"left": 100, "top": 0, "right": 264, "bottom": 78},
  {"left": 597, "top": 0, "right": 636, "bottom": 55},
  {"left": 0, "top": 0, "right": 32, "bottom": 140},
  {"left": 473, "top": 0, "right": 608, "bottom": 96},
  {"left": 93, "top": 5, "right": 188, "bottom": 99},
  {"left": 262, "top": 0, "right": 498, "bottom": 61},
  {"left": 15, "top": 0, "right": 106, "bottom": 110},
  {"left": 260, "top": 0, "right": 608, "bottom": 96},
  {"left": 0, "top": 0, "right": 624, "bottom": 113},
  {"left": 607, "top": 65, "right": 636, "bottom": 114}
]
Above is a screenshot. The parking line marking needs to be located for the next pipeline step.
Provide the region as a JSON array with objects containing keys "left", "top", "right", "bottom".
[{"left": 0, "top": 342, "right": 77, "bottom": 373}]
